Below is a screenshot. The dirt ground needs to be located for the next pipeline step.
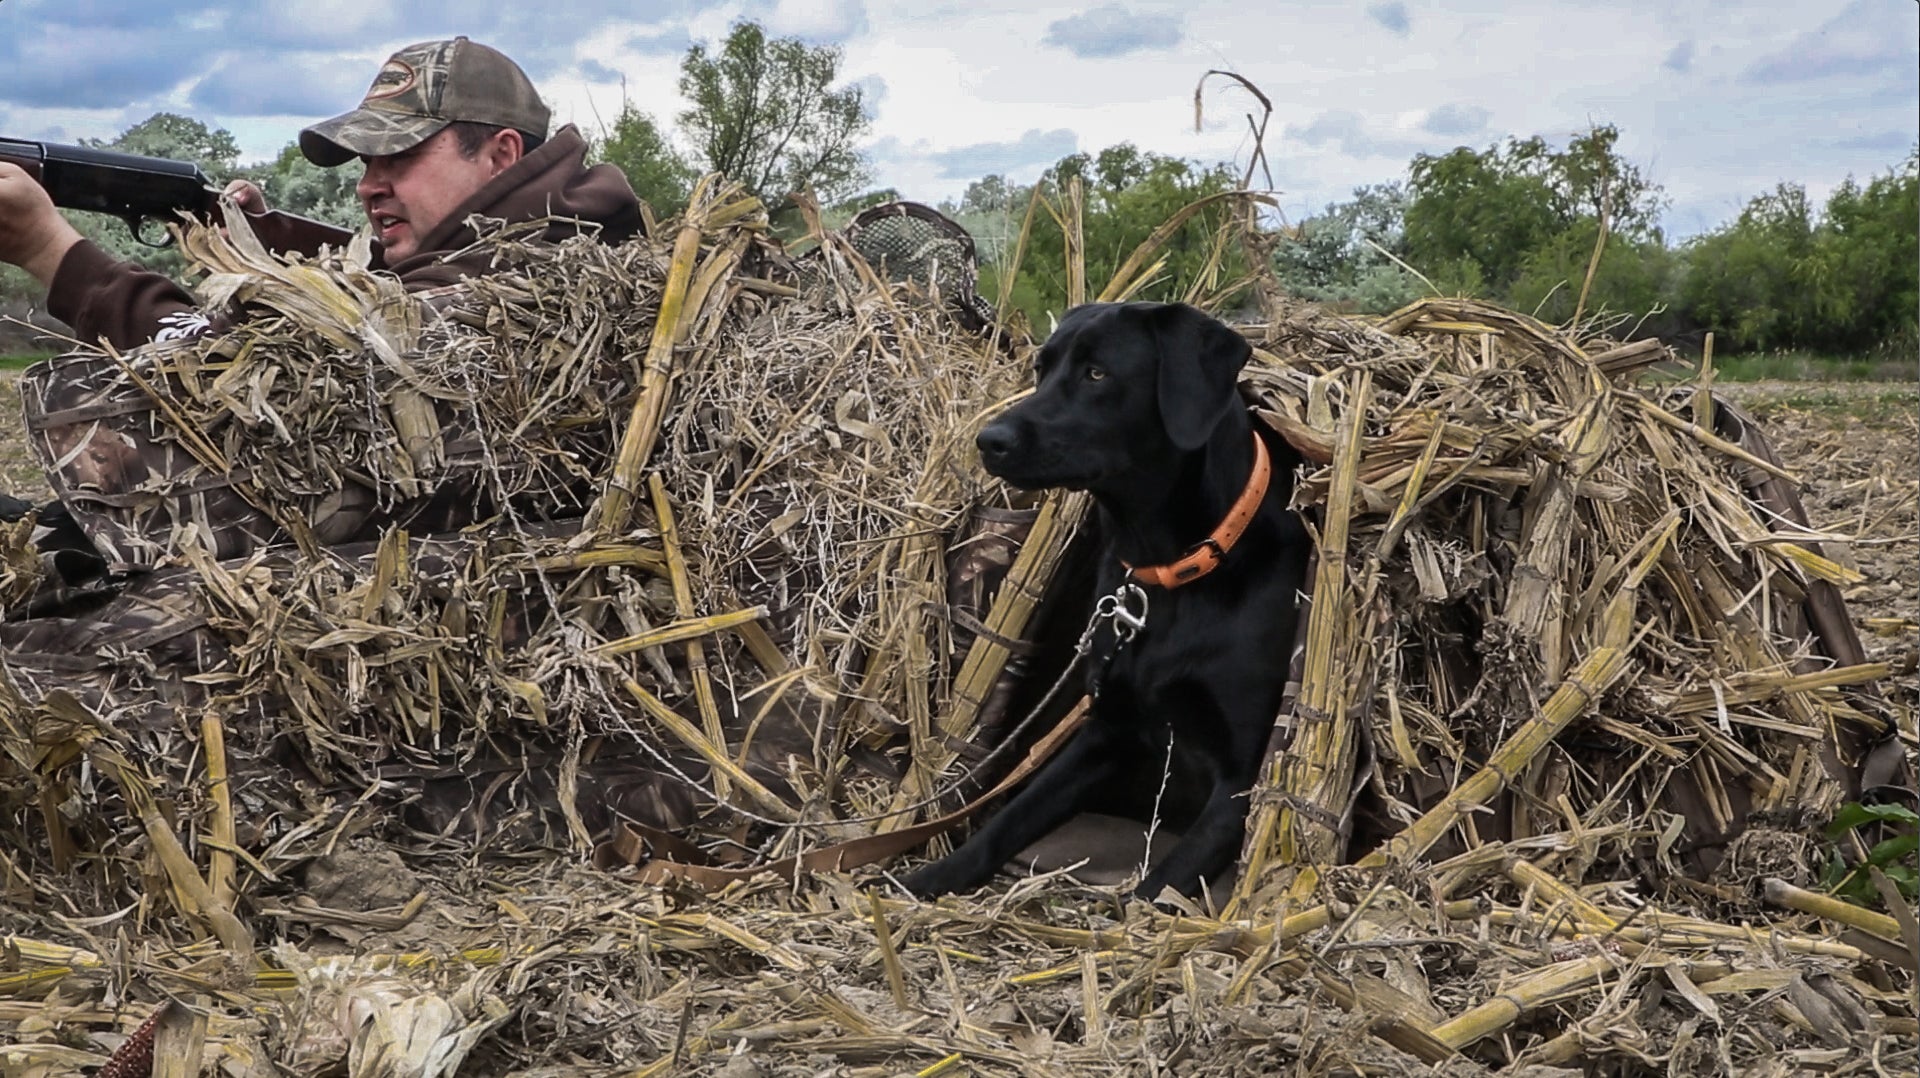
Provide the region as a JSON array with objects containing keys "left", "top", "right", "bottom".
[{"left": 1714, "top": 383, "right": 1920, "bottom": 698}]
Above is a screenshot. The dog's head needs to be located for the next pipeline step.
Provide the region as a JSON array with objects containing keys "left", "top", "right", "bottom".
[{"left": 976, "top": 301, "right": 1251, "bottom": 491}]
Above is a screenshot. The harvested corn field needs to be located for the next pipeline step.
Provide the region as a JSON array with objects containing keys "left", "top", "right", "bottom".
[{"left": 0, "top": 186, "right": 1914, "bottom": 1076}]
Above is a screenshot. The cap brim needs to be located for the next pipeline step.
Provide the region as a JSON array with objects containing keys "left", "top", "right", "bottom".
[{"left": 299, "top": 108, "right": 448, "bottom": 167}]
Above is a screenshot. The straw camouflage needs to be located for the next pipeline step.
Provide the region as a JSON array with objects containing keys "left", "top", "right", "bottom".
[{"left": 299, "top": 37, "right": 551, "bottom": 167}]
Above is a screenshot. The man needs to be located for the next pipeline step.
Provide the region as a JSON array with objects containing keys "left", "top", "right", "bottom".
[
  {"left": 0, "top": 37, "right": 645, "bottom": 586},
  {"left": 0, "top": 36, "right": 643, "bottom": 351}
]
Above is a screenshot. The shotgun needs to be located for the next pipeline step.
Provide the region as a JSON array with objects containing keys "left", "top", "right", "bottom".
[{"left": 0, "top": 136, "right": 356, "bottom": 257}]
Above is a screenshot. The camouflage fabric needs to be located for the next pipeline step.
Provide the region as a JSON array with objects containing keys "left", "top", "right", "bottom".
[
  {"left": 944, "top": 504, "right": 1038, "bottom": 664},
  {"left": 0, "top": 565, "right": 228, "bottom": 735},
  {"left": 935, "top": 503, "right": 1043, "bottom": 797},
  {"left": 20, "top": 312, "right": 604, "bottom": 574},
  {"left": 300, "top": 37, "right": 551, "bottom": 168},
  {"left": 0, "top": 527, "right": 1035, "bottom": 859},
  {"left": 22, "top": 349, "right": 305, "bottom": 572},
  {"left": 0, "top": 507, "right": 110, "bottom": 620},
  {"left": 0, "top": 208, "right": 1043, "bottom": 870}
]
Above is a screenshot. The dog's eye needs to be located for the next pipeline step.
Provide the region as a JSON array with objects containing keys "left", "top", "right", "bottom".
[{"left": 1084, "top": 366, "right": 1106, "bottom": 382}]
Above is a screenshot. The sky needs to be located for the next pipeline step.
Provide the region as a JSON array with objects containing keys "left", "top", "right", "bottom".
[{"left": 1, "top": 0, "right": 1914, "bottom": 239}]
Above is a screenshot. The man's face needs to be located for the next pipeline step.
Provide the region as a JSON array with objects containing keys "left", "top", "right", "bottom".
[{"left": 355, "top": 127, "right": 503, "bottom": 262}]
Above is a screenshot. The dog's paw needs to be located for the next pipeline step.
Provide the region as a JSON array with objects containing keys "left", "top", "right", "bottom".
[
  {"left": 901, "top": 850, "right": 1002, "bottom": 900},
  {"left": 1132, "top": 871, "right": 1204, "bottom": 912},
  {"left": 898, "top": 862, "right": 961, "bottom": 900}
]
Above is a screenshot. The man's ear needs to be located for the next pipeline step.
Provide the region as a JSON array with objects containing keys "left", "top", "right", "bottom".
[
  {"left": 486, "top": 128, "right": 526, "bottom": 176},
  {"left": 1147, "top": 302, "right": 1251, "bottom": 450}
]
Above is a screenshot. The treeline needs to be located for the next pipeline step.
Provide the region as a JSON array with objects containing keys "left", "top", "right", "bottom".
[
  {"left": 944, "top": 126, "right": 1917, "bottom": 358},
  {"left": 5, "top": 17, "right": 1912, "bottom": 361},
  {"left": 1274, "top": 127, "right": 1918, "bottom": 357}
]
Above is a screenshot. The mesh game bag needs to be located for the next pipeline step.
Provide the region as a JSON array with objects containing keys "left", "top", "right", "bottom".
[{"left": 843, "top": 201, "right": 998, "bottom": 332}]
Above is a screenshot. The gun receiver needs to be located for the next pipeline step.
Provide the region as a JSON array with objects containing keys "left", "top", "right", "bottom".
[{"left": 0, "top": 136, "right": 356, "bottom": 258}]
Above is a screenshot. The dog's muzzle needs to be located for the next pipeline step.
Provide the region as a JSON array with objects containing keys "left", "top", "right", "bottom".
[
  {"left": 975, "top": 420, "right": 1022, "bottom": 476},
  {"left": 975, "top": 411, "right": 1105, "bottom": 491}
]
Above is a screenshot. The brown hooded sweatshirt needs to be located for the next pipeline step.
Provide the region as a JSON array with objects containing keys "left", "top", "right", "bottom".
[{"left": 47, "top": 125, "right": 642, "bottom": 351}]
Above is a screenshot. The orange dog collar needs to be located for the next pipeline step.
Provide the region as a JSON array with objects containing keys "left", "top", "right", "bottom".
[{"left": 1124, "top": 432, "right": 1272, "bottom": 589}]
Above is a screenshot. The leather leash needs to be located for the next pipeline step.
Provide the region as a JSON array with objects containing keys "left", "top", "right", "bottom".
[{"left": 592, "top": 695, "right": 1092, "bottom": 887}]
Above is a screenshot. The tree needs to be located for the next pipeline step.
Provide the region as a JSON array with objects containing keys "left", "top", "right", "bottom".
[
  {"left": 677, "top": 20, "right": 870, "bottom": 206},
  {"left": 1679, "top": 153, "right": 1918, "bottom": 354},
  {"left": 1551, "top": 126, "right": 1663, "bottom": 239},
  {"left": 1272, "top": 183, "right": 1423, "bottom": 313},
  {"left": 238, "top": 144, "right": 362, "bottom": 229},
  {"left": 1680, "top": 183, "right": 1818, "bottom": 350},
  {"left": 1805, "top": 151, "right": 1918, "bottom": 352},
  {"left": 593, "top": 103, "right": 698, "bottom": 218},
  {"left": 1402, "top": 142, "right": 1565, "bottom": 294},
  {"left": 1507, "top": 225, "right": 1678, "bottom": 332},
  {"left": 979, "top": 144, "right": 1248, "bottom": 327},
  {"left": 940, "top": 175, "right": 1022, "bottom": 265},
  {"left": 956, "top": 175, "right": 1015, "bottom": 215},
  {"left": 1401, "top": 125, "right": 1665, "bottom": 296},
  {"left": 86, "top": 112, "right": 241, "bottom": 176}
]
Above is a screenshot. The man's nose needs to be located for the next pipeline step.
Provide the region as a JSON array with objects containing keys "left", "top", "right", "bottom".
[{"left": 356, "top": 162, "right": 388, "bottom": 199}]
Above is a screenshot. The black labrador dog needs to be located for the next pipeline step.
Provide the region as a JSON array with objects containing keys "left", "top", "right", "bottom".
[{"left": 905, "top": 301, "right": 1310, "bottom": 902}]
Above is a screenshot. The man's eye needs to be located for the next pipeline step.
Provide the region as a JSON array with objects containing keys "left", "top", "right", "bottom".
[{"left": 1085, "top": 366, "right": 1106, "bottom": 382}]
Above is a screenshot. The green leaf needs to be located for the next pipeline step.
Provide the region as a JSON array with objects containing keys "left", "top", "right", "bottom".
[
  {"left": 1865, "top": 834, "right": 1919, "bottom": 868},
  {"left": 1821, "top": 850, "right": 1850, "bottom": 890},
  {"left": 1826, "top": 801, "right": 1920, "bottom": 837}
]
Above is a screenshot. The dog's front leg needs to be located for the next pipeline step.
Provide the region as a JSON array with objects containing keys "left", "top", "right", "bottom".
[
  {"left": 1134, "top": 778, "right": 1253, "bottom": 901},
  {"left": 901, "top": 725, "right": 1119, "bottom": 898}
]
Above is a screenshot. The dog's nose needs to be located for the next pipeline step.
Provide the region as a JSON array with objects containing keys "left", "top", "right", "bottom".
[{"left": 976, "top": 422, "right": 1019, "bottom": 465}]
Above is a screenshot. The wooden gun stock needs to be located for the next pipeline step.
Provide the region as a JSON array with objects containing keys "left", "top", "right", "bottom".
[{"left": 233, "top": 208, "right": 358, "bottom": 258}]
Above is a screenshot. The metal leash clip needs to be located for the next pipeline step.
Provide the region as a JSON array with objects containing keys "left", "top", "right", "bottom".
[{"left": 1077, "top": 580, "right": 1151, "bottom": 656}]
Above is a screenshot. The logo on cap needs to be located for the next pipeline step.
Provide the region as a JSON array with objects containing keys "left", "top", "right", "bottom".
[{"left": 365, "top": 60, "right": 419, "bottom": 101}]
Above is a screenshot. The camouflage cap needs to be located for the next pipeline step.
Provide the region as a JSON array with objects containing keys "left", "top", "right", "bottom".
[{"left": 299, "top": 37, "right": 551, "bottom": 167}]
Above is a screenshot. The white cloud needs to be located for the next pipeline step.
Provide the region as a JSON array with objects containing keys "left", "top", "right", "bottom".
[
  {"left": 1367, "top": 2, "right": 1410, "bottom": 36},
  {"left": 1421, "top": 104, "right": 1491, "bottom": 138},
  {"left": 761, "top": 0, "right": 869, "bottom": 42},
  {"left": 1042, "top": 4, "right": 1184, "bottom": 59},
  {"left": 1740, "top": 0, "right": 1913, "bottom": 85},
  {"left": 924, "top": 128, "right": 1081, "bottom": 178}
]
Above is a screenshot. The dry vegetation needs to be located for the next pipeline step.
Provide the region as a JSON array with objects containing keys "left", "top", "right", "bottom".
[{"left": 0, "top": 189, "right": 1913, "bottom": 1077}]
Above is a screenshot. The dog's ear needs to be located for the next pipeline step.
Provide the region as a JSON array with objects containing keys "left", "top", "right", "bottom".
[{"left": 1147, "top": 303, "right": 1251, "bottom": 450}]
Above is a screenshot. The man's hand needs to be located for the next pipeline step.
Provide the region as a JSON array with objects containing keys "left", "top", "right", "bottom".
[
  {"left": 221, "top": 179, "right": 269, "bottom": 216},
  {"left": 0, "top": 161, "right": 85, "bottom": 287}
]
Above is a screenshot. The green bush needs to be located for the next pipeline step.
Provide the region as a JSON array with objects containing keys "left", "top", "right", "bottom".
[{"left": 1508, "top": 226, "right": 1678, "bottom": 329}]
